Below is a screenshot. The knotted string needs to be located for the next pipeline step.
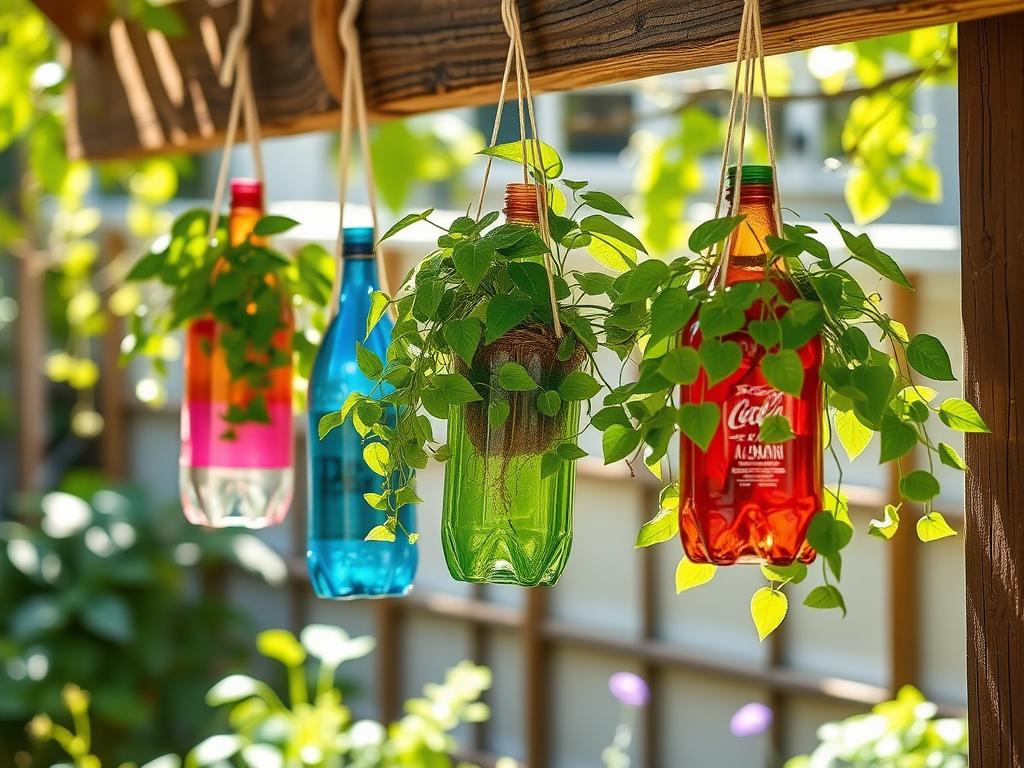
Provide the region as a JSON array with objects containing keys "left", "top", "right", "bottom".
[
  {"left": 475, "top": 0, "right": 563, "bottom": 339},
  {"left": 207, "top": 0, "right": 265, "bottom": 242},
  {"left": 329, "top": 0, "right": 389, "bottom": 320},
  {"left": 713, "top": 0, "right": 783, "bottom": 289}
]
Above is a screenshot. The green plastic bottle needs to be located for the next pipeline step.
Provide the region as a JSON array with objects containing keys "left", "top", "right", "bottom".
[{"left": 441, "top": 183, "right": 580, "bottom": 586}]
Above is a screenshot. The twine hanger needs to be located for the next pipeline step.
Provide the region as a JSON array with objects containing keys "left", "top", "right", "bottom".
[
  {"left": 712, "top": 0, "right": 784, "bottom": 289},
  {"left": 207, "top": 0, "right": 265, "bottom": 242},
  {"left": 329, "top": 0, "right": 391, "bottom": 320},
  {"left": 475, "top": 0, "right": 563, "bottom": 339}
]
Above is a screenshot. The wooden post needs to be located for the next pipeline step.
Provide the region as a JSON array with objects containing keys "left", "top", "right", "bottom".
[
  {"left": 14, "top": 249, "right": 46, "bottom": 491},
  {"left": 959, "top": 12, "right": 1024, "bottom": 765}
]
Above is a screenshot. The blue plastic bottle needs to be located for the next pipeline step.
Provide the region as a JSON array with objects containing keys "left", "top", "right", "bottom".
[{"left": 306, "top": 227, "right": 417, "bottom": 599}]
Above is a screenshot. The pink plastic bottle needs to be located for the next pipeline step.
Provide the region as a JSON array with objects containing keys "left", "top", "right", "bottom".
[{"left": 179, "top": 179, "right": 294, "bottom": 527}]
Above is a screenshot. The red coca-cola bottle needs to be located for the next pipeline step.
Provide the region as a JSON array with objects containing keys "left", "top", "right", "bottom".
[{"left": 679, "top": 165, "right": 822, "bottom": 565}]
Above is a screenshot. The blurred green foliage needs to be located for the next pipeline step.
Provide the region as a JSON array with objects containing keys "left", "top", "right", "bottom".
[
  {"left": 31, "top": 625, "right": 517, "bottom": 768},
  {"left": 785, "top": 686, "right": 967, "bottom": 768},
  {"left": 0, "top": 474, "right": 286, "bottom": 766}
]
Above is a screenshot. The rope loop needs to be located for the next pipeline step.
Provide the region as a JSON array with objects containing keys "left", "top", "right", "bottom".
[
  {"left": 329, "top": 0, "right": 389, "bottom": 319},
  {"left": 713, "top": 0, "right": 783, "bottom": 289},
  {"left": 476, "top": 0, "right": 563, "bottom": 338},
  {"left": 208, "top": 0, "right": 265, "bottom": 242}
]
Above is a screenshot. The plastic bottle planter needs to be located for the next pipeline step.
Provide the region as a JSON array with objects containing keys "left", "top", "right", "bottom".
[
  {"left": 678, "top": 165, "right": 823, "bottom": 565},
  {"left": 442, "top": 325, "right": 584, "bottom": 586},
  {"left": 307, "top": 227, "right": 417, "bottom": 599},
  {"left": 180, "top": 179, "right": 294, "bottom": 529}
]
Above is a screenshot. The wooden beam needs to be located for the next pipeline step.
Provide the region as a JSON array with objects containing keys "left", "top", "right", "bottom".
[
  {"left": 960, "top": 12, "right": 1024, "bottom": 767},
  {"left": 67, "top": 0, "right": 1024, "bottom": 160}
]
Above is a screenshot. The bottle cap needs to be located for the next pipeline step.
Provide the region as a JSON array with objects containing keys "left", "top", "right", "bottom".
[
  {"left": 727, "top": 165, "right": 774, "bottom": 187},
  {"left": 230, "top": 178, "right": 263, "bottom": 209},
  {"left": 342, "top": 226, "right": 375, "bottom": 258}
]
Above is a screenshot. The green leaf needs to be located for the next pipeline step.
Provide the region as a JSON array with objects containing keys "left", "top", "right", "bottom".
[
  {"left": 615, "top": 260, "right": 669, "bottom": 304},
  {"left": 479, "top": 141, "right": 563, "bottom": 179},
  {"left": 580, "top": 190, "right": 631, "bottom": 217},
  {"left": 366, "top": 525, "right": 397, "bottom": 542},
  {"left": 688, "top": 215, "right": 745, "bottom": 253},
  {"left": 453, "top": 239, "right": 495, "bottom": 291},
  {"left": 508, "top": 262, "right": 555, "bottom": 305},
  {"left": 138, "top": 2, "right": 186, "bottom": 35},
  {"left": 538, "top": 390, "right": 562, "bottom": 416},
  {"left": 899, "top": 470, "right": 940, "bottom": 502},
  {"left": 489, "top": 399, "right": 511, "bottom": 429},
  {"left": 558, "top": 371, "right": 601, "bottom": 401},
  {"left": 252, "top": 215, "right": 300, "bottom": 236},
  {"left": 592, "top": 406, "right": 631, "bottom": 431},
  {"left": 80, "top": 594, "right": 133, "bottom": 643},
  {"left": 850, "top": 364, "right": 896, "bottom": 426},
  {"left": 580, "top": 215, "right": 648, "bottom": 254},
  {"left": 699, "top": 339, "right": 742, "bottom": 385},
  {"left": 760, "top": 562, "right": 807, "bottom": 584},
  {"left": 635, "top": 508, "right": 678, "bottom": 548},
  {"left": 648, "top": 287, "right": 697, "bottom": 345},
  {"left": 540, "top": 452, "right": 565, "bottom": 479},
  {"left": 498, "top": 362, "right": 538, "bottom": 391},
  {"left": 318, "top": 410, "right": 346, "bottom": 440},
  {"left": 750, "top": 587, "right": 788, "bottom": 641},
  {"left": 678, "top": 402, "right": 720, "bottom": 451},
  {"left": 366, "top": 291, "right": 391, "bottom": 338},
  {"left": 576, "top": 271, "right": 616, "bottom": 296},
  {"left": 443, "top": 317, "right": 482, "bottom": 368},
  {"left": 917, "top": 511, "right": 957, "bottom": 542},
  {"left": 748, "top": 320, "right": 781, "bottom": 349},
  {"left": 759, "top": 414, "right": 795, "bottom": 444},
  {"left": 698, "top": 301, "right": 745, "bottom": 338},
  {"left": 869, "top": 503, "right": 901, "bottom": 540},
  {"left": 806, "top": 511, "right": 854, "bottom": 556},
  {"left": 484, "top": 295, "right": 532, "bottom": 344},
  {"left": 834, "top": 409, "right": 873, "bottom": 461},
  {"left": 603, "top": 423, "right": 642, "bottom": 464},
  {"left": 827, "top": 215, "right": 911, "bottom": 288},
  {"left": 879, "top": 415, "right": 918, "bottom": 463},
  {"left": 363, "top": 443, "right": 390, "bottom": 476},
  {"left": 804, "top": 585, "right": 847, "bottom": 616},
  {"left": 938, "top": 398, "right": 990, "bottom": 433},
  {"left": 761, "top": 350, "right": 804, "bottom": 396},
  {"left": 906, "top": 333, "right": 955, "bottom": 381},
  {"left": 938, "top": 442, "right": 967, "bottom": 471},
  {"left": 379, "top": 209, "right": 434, "bottom": 243},
  {"left": 434, "top": 373, "right": 483, "bottom": 405},
  {"left": 657, "top": 347, "right": 700, "bottom": 384},
  {"left": 355, "top": 342, "right": 384, "bottom": 379},
  {"left": 555, "top": 442, "right": 587, "bottom": 461},
  {"left": 675, "top": 557, "right": 717, "bottom": 593}
]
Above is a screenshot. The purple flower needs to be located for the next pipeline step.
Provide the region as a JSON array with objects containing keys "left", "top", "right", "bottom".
[
  {"left": 730, "top": 702, "right": 773, "bottom": 737},
  {"left": 609, "top": 672, "right": 650, "bottom": 707}
]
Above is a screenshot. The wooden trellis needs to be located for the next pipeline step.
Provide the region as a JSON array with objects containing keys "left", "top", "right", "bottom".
[{"left": 25, "top": 0, "right": 1024, "bottom": 765}]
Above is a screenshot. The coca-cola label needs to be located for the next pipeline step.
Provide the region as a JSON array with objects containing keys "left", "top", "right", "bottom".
[{"left": 726, "top": 385, "right": 787, "bottom": 488}]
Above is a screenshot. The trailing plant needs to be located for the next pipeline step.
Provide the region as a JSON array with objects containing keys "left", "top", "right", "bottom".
[
  {"left": 122, "top": 211, "right": 333, "bottom": 423},
  {"left": 319, "top": 141, "right": 651, "bottom": 543},
  {"left": 1, "top": 473, "right": 284, "bottom": 765},
  {"left": 627, "top": 211, "right": 985, "bottom": 638},
  {"left": 31, "top": 625, "right": 510, "bottom": 768},
  {"left": 784, "top": 686, "right": 966, "bottom": 767}
]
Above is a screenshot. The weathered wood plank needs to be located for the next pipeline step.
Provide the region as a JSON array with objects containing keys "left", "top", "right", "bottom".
[
  {"left": 67, "top": 0, "right": 1024, "bottom": 160},
  {"left": 960, "top": 12, "right": 1024, "bottom": 767}
]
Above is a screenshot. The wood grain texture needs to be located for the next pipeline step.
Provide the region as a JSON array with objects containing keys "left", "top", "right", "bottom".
[
  {"left": 68, "top": 0, "right": 1024, "bottom": 159},
  {"left": 960, "top": 12, "right": 1024, "bottom": 767}
]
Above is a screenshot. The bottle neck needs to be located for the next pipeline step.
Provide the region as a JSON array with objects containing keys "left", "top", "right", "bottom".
[
  {"left": 229, "top": 205, "right": 265, "bottom": 247},
  {"left": 340, "top": 256, "right": 380, "bottom": 294},
  {"left": 722, "top": 185, "right": 781, "bottom": 285}
]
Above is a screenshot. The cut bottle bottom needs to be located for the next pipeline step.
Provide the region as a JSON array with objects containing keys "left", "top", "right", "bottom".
[
  {"left": 307, "top": 539, "right": 416, "bottom": 600},
  {"left": 180, "top": 466, "right": 292, "bottom": 528}
]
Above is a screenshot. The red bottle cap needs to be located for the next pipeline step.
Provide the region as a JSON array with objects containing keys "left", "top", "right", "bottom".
[{"left": 230, "top": 178, "right": 263, "bottom": 210}]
